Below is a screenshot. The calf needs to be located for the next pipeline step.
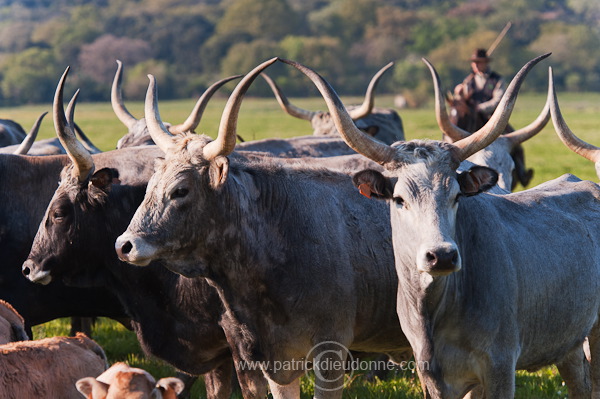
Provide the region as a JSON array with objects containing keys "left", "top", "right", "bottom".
[
  {"left": 0, "top": 332, "right": 107, "bottom": 399},
  {"left": 0, "top": 299, "right": 28, "bottom": 344},
  {"left": 76, "top": 362, "right": 184, "bottom": 399}
]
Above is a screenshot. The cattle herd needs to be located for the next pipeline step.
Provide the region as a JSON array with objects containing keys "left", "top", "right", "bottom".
[{"left": 0, "top": 51, "right": 598, "bottom": 398}]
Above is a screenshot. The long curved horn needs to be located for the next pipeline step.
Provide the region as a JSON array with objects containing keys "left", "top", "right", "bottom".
[
  {"left": 261, "top": 73, "right": 316, "bottom": 121},
  {"left": 348, "top": 61, "right": 394, "bottom": 120},
  {"left": 169, "top": 75, "right": 243, "bottom": 134},
  {"left": 13, "top": 112, "right": 47, "bottom": 155},
  {"left": 502, "top": 81, "right": 551, "bottom": 147},
  {"left": 145, "top": 75, "right": 176, "bottom": 153},
  {"left": 449, "top": 53, "right": 551, "bottom": 161},
  {"left": 549, "top": 67, "right": 600, "bottom": 163},
  {"left": 427, "top": 60, "right": 471, "bottom": 142},
  {"left": 279, "top": 58, "right": 397, "bottom": 164},
  {"left": 111, "top": 60, "right": 138, "bottom": 129},
  {"left": 203, "top": 58, "right": 278, "bottom": 160},
  {"left": 74, "top": 123, "right": 103, "bottom": 154},
  {"left": 54, "top": 67, "right": 94, "bottom": 181}
]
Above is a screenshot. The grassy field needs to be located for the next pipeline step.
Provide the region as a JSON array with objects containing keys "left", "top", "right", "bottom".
[{"left": 7, "top": 90, "right": 600, "bottom": 398}]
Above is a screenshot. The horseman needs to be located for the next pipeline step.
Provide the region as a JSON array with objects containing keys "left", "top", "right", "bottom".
[
  {"left": 455, "top": 48, "right": 505, "bottom": 120},
  {"left": 452, "top": 48, "right": 533, "bottom": 188}
]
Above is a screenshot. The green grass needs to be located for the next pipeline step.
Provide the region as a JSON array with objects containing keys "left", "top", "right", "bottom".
[{"left": 16, "top": 91, "right": 600, "bottom": 397}]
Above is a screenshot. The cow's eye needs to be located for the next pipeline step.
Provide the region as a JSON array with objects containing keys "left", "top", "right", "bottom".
[
  {"left": 393, "top": 196, "right": 405, "bottom": 208},
  {"left": 170, "top": 187, "right": 189, "bottom": 199},
  {"left": 53, "top": 210, "right": 65, "bottom": 221}
]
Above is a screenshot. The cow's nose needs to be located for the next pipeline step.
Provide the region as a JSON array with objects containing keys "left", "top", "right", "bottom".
[
  {"left": 115, "top": 237, "right": 132, "bottom": 260},
  {"left": 425, "top": 248, "right": 460, "bottom": 274},
  {"left": 22, "top": 259, "right": 33, "bottom": 277}
]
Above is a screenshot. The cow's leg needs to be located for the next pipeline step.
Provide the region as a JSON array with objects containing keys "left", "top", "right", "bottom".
[
  {"left": 480, "top": 362, "right": 515, "bottom": 398},
  {"left": 235, "top": 367, "right": 269, "bottom": 399},
  {"left": 267, "top": 377, "right": 300, "bottom": 399},
  {"left": 312, "top": 342, "right": 348, "bottom": 399},
  {"left": 555, "top": 344, "right": 590, "bottom": 399},
  {"left": 510, "top": 144, "right": 533, "bottom": 189},
  {"left": 204, "top": 361, "right": 232, "bottom": 399},
  {"left": 69, "top": 317, "right": 95, "bottom": 337},
  {"left": 174, "top": 373, "right": 197, "bottom": 399}
]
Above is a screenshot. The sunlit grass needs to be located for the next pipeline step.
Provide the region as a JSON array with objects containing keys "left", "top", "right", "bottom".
[{"left": 17, "top": 91, "right": 600, "bottom": 397}]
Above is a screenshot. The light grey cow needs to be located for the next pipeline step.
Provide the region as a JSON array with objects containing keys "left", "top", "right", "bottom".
[
  {"left": 284, "top": 55, "right": 600, "bottom": 397},
  {"left": 548, "top": 66, "right": 600, "bottom": 180},
  {"left": 115, "top": 58, "right": 413, "bottom": 399}
]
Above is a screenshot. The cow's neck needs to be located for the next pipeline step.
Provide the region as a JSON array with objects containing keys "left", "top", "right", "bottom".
[{"left": 197, "top": 165, "right": 355, "bottom": 363}]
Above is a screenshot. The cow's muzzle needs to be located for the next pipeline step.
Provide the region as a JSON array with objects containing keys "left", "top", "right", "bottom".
[
  {"left": 418, "top": 244, "right": 461, "bottom": 276},
  {"left": 115, "top": 234, "right": 156, "bottom": 267},
  {"left": 22, "top": 259, "right": 53, "bottom": 285}
]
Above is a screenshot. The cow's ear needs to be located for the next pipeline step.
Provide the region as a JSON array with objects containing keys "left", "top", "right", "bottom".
[
  {"left": 209, "top": 156, "right": 229, "bottom": 190},
  {"left": 90, "top": 168, "right": 120, "bottom": 191},
  {"left": 156, "top": 377, "right": 185, "bottom": 397},
  {"left": 76, "top": 377, "right": 108, "bottom": 398},
  {"left": 360, "top": 126, "right": 379, "bottom": 137},
  {"left": 352, "top": 169, "right": 393, "bottom": 199},
  {"left": 457, "top": 166, "right": 498, "bottom": 196}
]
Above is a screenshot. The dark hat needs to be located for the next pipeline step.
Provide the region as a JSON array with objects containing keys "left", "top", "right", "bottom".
[{"left": 470, "top": 48, "right": 490, "bottom": 61}]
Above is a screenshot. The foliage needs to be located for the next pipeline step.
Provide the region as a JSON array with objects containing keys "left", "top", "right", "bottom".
[
  {"left": 0, "top": 0, "right": 597, "bottom": 105},
  {"left": 216, "top": 0, "right": 302, "bottom": 40},
  {"left": 0, "top": 47, "right": 58, "bottom": 104}
]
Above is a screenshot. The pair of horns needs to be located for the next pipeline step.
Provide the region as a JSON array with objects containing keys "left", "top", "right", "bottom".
[
  {"left": 274, "top": 54, "right": 549, "bottom": 165},
  {"left": 146, "top": 58, "right": 278, "bottom": 159},
  {"left": 112, "top": 60, "right": 242, "bottom": 134},
  {"left": 261, "top": 61, "right": 394, "bottom": 121},
  {"left": 438, "top": 75, "right": 552, "bottom": 149}
]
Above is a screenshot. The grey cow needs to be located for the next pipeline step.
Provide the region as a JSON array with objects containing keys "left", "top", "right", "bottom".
[
  {"left": 0, "top": 116, "right": 102, "bottom": 156},
  {"left": 0, "top": 113, "right": 48, "bottom": 153},
  {"left": 115, "top": 58, "right": 412, "bottom": 399},
  {"left": 261, "top": 62, "right": 404, "bottom": 145},
  {"left": 286, "top": 55, "right": 600, "bottom": 397}
]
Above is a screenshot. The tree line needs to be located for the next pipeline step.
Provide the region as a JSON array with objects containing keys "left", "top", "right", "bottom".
[{"left": 0, "top": 0, "right": 598, "bottom": 106}]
